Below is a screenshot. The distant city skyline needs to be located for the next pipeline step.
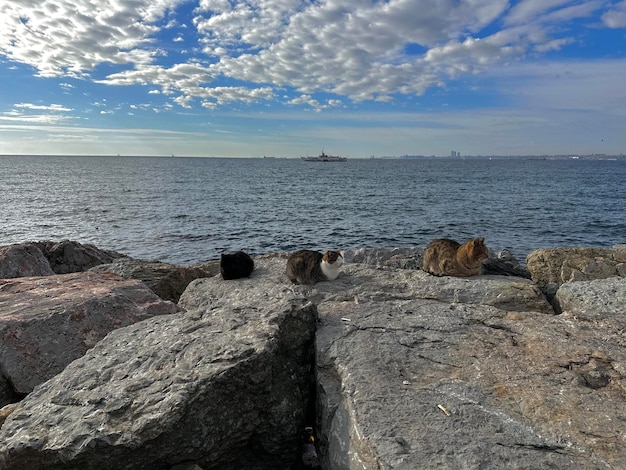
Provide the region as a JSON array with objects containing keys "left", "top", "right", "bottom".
[{"left": 1, "top": 1, "right": 626, "bottom": 157}]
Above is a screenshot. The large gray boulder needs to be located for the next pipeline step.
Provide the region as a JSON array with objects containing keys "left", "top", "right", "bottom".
[
  {"left": 91, "top": 258, "right": 220, "bottom": 302},
  {"left": 0, "top": 272, "right": 178, "bottom": 399},
  {"left": 0, "top": 244, "right": 55, "bottom": 278},
  {"left": 315, "top": 297, "right": 624, "bottom": 469},
  {"left": 0, "top": 263, "right": 317, "bottom": 470},
  {"left": 555, "top": 276, "right": 626, "bottom": 319},
  {"left": 32, "top": 240, "right": 128, "bottom": 274},
  {"left": 526, "top": 245, "right": 626, "bottom": 289},
  {"left": 0, "top": 240, "right": 128, "bottom": 279}
]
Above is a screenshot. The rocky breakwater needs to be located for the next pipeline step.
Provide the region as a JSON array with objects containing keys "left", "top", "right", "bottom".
[
  {"left": 0, "top": 256, "right": 318, "bottom": 469},
  {"left": 91, "top": 258, "right": 220, "bottom": 303},
  {"left": 315, "top": 247, "right": 626, "bottom": 469},
  {"left": 526, "top": 245, "right": 626, "bottom": 307},
  {"left": 0, "top": 240, "right": 127, "bottom": 278},
  {"left": 0, "top": 240, "right": 183, "bottom": 408},
  {"left": 0, "top": 239, "right": 220, "bottom": 304},
  {"left": 0, "top": 244, "right": 624, "bottom": 469}
]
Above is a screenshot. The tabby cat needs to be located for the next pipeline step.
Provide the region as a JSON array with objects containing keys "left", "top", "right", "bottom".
[
  {"left": 220, "top": 250, "right": 254, "bottom": 280},
  {"left": 422, "top": 238, "right": 488, "bottom": 277},
  {"left": 286, "top": 249, "right": 343, "bottom": 285}
]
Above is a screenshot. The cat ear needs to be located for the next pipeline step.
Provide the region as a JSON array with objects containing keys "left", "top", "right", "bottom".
[{"left": 477, "top": 237, "right": 485, "bottom": 245}]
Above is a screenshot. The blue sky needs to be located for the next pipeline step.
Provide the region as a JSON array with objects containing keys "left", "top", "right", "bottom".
[{"left": 1, "top": 0, "right": 625, "bottom": 157}]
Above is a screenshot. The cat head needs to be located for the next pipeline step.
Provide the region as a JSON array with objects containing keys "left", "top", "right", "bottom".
[
  {"left": 322, "top": 250, "right": 344, "bottom": 267},
  {"left": 468, "top": 238, "right": 489, "bottom": 261},
  {"left": 220, "top": 252, "right": 238, "bottom": 265}
]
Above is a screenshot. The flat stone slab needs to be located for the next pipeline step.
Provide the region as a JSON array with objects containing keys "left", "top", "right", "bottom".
[
  {"left": 258, "top": 257, "right": 552, "bottom": 313},
  {"left": 316, "top": 298, "right": 625, "bottom": 469}
]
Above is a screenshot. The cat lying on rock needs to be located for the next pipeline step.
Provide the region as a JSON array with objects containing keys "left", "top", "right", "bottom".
[
  {"left": 220, "top": 251, "right": 254, "bottom": 280},
  {"left": 286, "top": 249, "right": 344, "bottom": 285},
  {"left": 422, "top": 238, "right": 488, "bottom": 277}
]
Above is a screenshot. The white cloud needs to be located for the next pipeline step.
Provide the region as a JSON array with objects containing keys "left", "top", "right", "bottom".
[
  {"left": 194, "top": 0, "right": 300, "bottom": 52},
  {"left": 193, "top": 85, "right": 275, "bottom": 105},
  {"left": 0, "top": 102, "right": 74, "bottom": 125},
  {"left": 173, "top": 95, "right": 194, "bottom": 108},
  {"left": 534, "top": 37, "right": 574, "bottom": 53},
  {"left": 0, "top": 111, "right": 71, "bottom": 124},
  {"left": 14, "top": 103, "right": 73, "bottom": 112},
  {"left": 603, "top": 0, "right": 626, "bottom": 27},
  {"left": 540, "top": 1, "right": 605, "bottom": 24},
  {"left": 287, "top": 95, "right": 321, "bottom": 109},
  {"left": 506, "top": 0, "right": 574, "bottom": 25},
  {"left": 0, "top": 0, "right": 620, "bottom": 111},
  {"left": 287, "top": 95, "right": 343, "bottom": 111},
  {"left": 204, "top": 0, "right": 596, "bottom": 102},
  {"left": 97, "top": 62, "right": 215, "bottom": 95}
]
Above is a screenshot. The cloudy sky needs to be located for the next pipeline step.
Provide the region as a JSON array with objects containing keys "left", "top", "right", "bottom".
[{"left": 1, "top": 0, "right": 625, "bottom": 157}]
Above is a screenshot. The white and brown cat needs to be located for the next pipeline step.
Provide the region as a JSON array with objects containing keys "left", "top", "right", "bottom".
[
  {"left": 286, "top": 249, "right": 343, "bottom": 285},
  {"left": 422, "top": 238, "right": 488, "bottom": 277}
]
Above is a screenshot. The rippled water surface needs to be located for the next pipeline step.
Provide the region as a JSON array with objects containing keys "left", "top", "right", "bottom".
[{"left": 1, "top": 155, "right": 624, "bottom": 265}]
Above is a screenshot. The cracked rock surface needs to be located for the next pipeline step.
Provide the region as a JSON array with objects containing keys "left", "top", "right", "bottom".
[
  {"left": 0, "top": 260, "right": 316, "bottom": 470},
  {"left": 316, "top": 299, "right": 625, "bottom": 469},
  {"left": 310, "top": 257, "right": 626, "bottom": 469},
  {"left": 0, "top": 252, "right": 624, "bottom": 469}
]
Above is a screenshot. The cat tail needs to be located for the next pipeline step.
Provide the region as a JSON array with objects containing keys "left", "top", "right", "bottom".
[{"left": 482, "top": 258, "right": 531, "bottom": 278}]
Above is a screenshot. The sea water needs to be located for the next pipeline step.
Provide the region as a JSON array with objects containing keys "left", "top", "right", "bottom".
[{"left": 1, "top": 155, "right": 624, "bottom": 265}]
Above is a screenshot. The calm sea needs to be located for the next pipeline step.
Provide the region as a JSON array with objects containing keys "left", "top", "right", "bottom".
[{"left": 1, "top": 155, "right": 624, "bottom": 265}]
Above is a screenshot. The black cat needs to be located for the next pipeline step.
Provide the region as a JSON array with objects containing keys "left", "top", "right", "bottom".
[{"left": 220, "top": 251, "right": 254, "bottom": 280}]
